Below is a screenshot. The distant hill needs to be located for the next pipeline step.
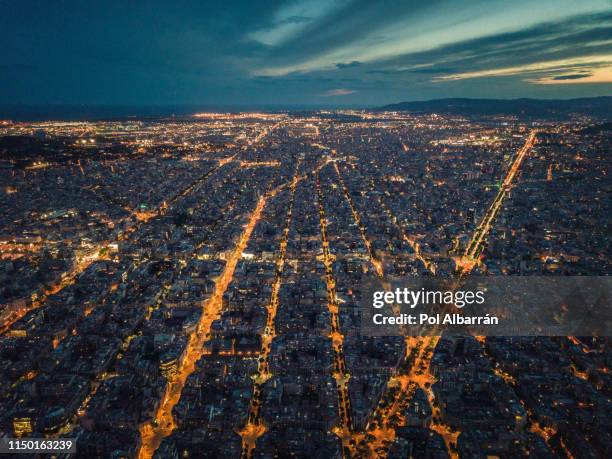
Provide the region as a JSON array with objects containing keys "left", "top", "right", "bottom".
[{"left": 377, "top": 97, "right": 612, "bottom": 119}]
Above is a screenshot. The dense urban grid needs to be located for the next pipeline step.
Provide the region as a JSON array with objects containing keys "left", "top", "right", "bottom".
[{"left": 0, "top": 111, "right": 610, "bottom": 458}]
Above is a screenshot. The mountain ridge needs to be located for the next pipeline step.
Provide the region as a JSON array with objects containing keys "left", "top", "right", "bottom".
[{"left": 377, "top": 96, "right": 612, "bottom": 118}]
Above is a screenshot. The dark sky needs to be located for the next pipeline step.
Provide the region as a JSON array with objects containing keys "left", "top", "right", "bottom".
[{"left": 1, "top": 0, "right": 611, "bottom": 106}]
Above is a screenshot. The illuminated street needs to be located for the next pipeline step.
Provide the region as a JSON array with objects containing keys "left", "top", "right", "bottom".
[
  {"left": 315, "top": 174, "right": 355, "bottom": 452},
  {"left": 239, "top": 164, "right": 299, "bottom": 458}
]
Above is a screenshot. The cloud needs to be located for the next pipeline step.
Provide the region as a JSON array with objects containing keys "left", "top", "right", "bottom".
[
  {"left": 336, "top": 60, "right": 362, "bottom": 69},
  {"left": 433, "top": 54, "right": 612, "bottom": 81},
  {"left": 552, "top": 72, "right": 593, "bottom": 80},
  {"left": 254, "top": 1, "right": 612, "bottom": 76},
  {"left": 321, "top": 88, "right": 356, "bottom": 96},
  {"left": 531, "top": 65, "right": 612, "bottom": 84},
  {"left": 251, "top": 8, "right": 612, "bottom": 102},
  {"left": 248, "top": 0, "right": 348, "bottom": 46},
  {"left": 276, "top": 15, "right": 312, "bottom": 26}
]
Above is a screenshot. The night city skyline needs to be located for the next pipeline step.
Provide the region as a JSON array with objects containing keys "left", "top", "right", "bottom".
[{"left": 0, "top": 2, "right": 611, "bottom": 459}]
